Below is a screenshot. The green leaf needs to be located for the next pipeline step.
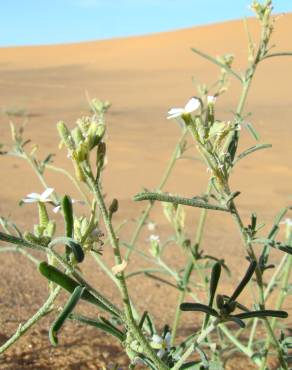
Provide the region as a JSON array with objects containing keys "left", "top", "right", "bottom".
[
  {"left": 180, "top": 303, "right": 219, "bottom": 317},
  {"left": 226, "top": 316, "right": 245, "bottom": 328},
  {"left": 191, "top": 47, "right": 242, "bottom": 82},
  {"left": 69, "top": 314, "right": 125, "bottom": 342},
  {"left": 209, "top": 262, "right": 221, "bottom": 308},
  {"left": 0, "top": 231, "right": 42, "bottom": 250},
  {"left": 229, "top": 261, "right": 257, "bottom": 302},
  {"left": 234, "top": 143, "right": 272, "bottom": 164},
  {"left": 245, "top": 122, "right": 260, "bottom": 141},
  {"left": 49, "top": 285, "right": 84, "bottom": 346},
  {"left": 204, "top": 262, "right": 221, "bottom": 327},
  {"left": 234, "top": 310, "right": 288, "bottom": 320}
]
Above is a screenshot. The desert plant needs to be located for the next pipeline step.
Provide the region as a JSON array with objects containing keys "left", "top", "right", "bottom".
[{"left": 0, "top": 1, "right": 291, "bottom": 369}]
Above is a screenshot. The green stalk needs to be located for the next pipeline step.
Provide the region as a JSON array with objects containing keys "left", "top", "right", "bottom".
[
  {"left": 86, "top": 175, "right": 168, "bottom": 370},
  {"left": 170, "top": 41, "right": 257, "bottom": 346},
  {"left": 0, "top": 286, "right": 61, "bottom": 354},
  {"left": 171, "top": 321, "right": 217, "bottom": 370},
  {"left": 259, "top": 254, "right": 292, "bottom": 370},
  {"left": 228, "top": 199, "right": 288, "bottom": 370},
  {"left": 46, "top": 164, "right": 91, "bottom": 207},
  {"left": 125, "top": 129, "right": 188, "bottom": 260},
  {"left": 0, "top": 246, "right": 40, "bottom": 264}
]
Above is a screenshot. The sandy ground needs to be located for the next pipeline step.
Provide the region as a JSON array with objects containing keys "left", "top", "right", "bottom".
[{"left": 0, "top": 14, "right": 291, "bottom": 369}]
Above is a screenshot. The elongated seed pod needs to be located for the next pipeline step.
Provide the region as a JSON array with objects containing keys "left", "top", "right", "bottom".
[
  {"left": 38, "top": 262, "right": 119, "bottom": 317},
  {"left": 134, "top": 192, "right": 230, "bottom": 213},
  {"left": 62, "top": 195, "right": 74, "bottom": 238},
  {"left": 49, "top": 286, "right": 84, "bottom": 346}
]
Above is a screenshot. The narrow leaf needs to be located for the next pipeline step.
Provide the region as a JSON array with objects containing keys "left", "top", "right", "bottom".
[
  {"left": 234, "top": 143, "right": 272, "bottom": 164},
  {"left": 226, "top": 316, "right": 245, "bottom": 328},
  {"left": 70, "top": 314, "right": 125, "bottom": 342},
  {"left": 229, "top": 260, "right": 257, "bottom": 302},
  {"left": 49, "top": 286, "right": 84, "bottom": 346},
  {"left": 191, "top": 46, "right": 242, "bottom": 82},
  {"left": 234, "top": 310, "right": 288, "bottom": 320},
  {"left": 245, "top": 122, "right": 260, "bottom": 141},
  {"left": 209, "top": 262, "right": 222, "bottom": 308},
  {"left": 180, "top": 303, "right": 219, "bottom": 317}
]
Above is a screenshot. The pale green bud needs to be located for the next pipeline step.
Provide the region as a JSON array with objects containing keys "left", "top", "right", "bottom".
[{"left": 57, "top": 121, "right": 75, "bottom": 150}]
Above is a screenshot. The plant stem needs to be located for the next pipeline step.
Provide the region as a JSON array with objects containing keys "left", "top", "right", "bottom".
[
  {"left": 126, "top": 129, "right": 188, "bottom": 261},
  {"left": 228, "top": 199, "right": 288, "bottom": 370},
  {"left": 171, "top": 321, "right": 217, "bottom": 370},
  {"left": 0, "top": 286, "right": 61, "bottom": 354},
  {"left": 0, "top": 246, "right": 40, "bottom": 264},
  {"left": 86, "top": 176, "right": 168, "bottom": 370},
  {"left": 259, "top": 254, "right": 292, "bottom": 370},
  {"left": 47, "top": 164, "right": 91, "bottom": 206}
]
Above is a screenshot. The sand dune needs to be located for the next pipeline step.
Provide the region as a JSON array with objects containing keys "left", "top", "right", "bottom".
[{"left": 0, "top": 15, "right": 292, "bottom": 369}]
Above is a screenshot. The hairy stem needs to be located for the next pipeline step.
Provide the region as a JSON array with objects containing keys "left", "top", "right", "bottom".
[
  {"left": 0, "top": 287, "right": 61, "bottom": 354},
  {"left": 126, "top": 129, "right": 188, "bottom": 260},
  {"left": 86, "top": 175, "right": 168, "bottom": 370}
]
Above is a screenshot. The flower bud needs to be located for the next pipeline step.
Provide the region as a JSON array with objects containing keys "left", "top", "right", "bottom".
[{"left": 57, "top": 121, "right": 75, "bottom": 151}]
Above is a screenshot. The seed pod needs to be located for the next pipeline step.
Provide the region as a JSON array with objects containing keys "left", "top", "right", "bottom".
[
  {"left": 38, "top": 262, "right": 116, "bottom": 315},
  {"left": 61, "top": 195, "right": 74, "bottom": 238},
  {"left": 49, "top": 285, "right": 84, "bottom": 346}
]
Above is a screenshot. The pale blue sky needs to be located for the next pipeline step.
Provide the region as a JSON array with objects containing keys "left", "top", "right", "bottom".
[{"left": 1, "top": 0, "right": 292, "bottom": 46}]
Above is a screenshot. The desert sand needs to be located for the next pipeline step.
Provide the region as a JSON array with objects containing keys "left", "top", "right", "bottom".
[{"left": 0, "top": 14, "right": 291, "bottom": 369}]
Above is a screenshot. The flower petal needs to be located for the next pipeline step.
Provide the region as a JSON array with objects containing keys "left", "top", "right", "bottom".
[
  {"left": 25, "top": 192, "right": 41, "bottom": 200},
  {"left": 164, "top": 332, "right": 171, "bottom": 346},
  {"left": 151, "top": 334, "right": 162, "bottom": 344},
  {"left": 40, "top": 188, "right": 54, "bottom": 201},
  {"left": 184, "top": 97, "right": 200, "bottom": 113},
  {"left": 167, "top": 108, "right": 184, "bottom": 119},
  {"left": 22, "top": 198, "right": 38, "bottom": 203},
  {"left": 207, "top": 95, "right": 216, "bottom": 104},
  {"left": 157, "top": 349, "right": 165, "bottom": 358},
  {"left": 52, "top": 205, "right": 61, "bottom": 213}
]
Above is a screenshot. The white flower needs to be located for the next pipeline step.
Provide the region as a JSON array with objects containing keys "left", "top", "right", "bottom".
[
  {"left": 151, "top": 332, "right": 171, "bottom": 358},
  {"left": 280, "top": 218, "right": 292, "bottom": 227},
  {"left": 22, "top": 188, "right": 54, "bottom": 204},
  {"left": 52, "top": 199, "right": 85, "bottom": 213},
  {"left": 167, "top": 97, "right": 200, "bottom": 120},
  {"left": 207, "top": 95, "right": 216, "bottom": 104},
  {"left": 147, "top": 222, "right": 156, "bottom": 231},
  {"left": 149, "top": 234, "right": 160, "bottom": 243}
]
